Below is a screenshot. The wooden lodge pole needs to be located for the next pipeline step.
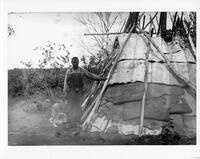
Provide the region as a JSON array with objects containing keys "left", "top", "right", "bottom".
[
  {"left": 138, "top": 12, "right": 145, "bottom": 21},
  {"left": 137, "top": 27, "right": 196, "bottom": 95},
  {"left": 169, "top": 12, "right": 174, "bottom": 23},
  {"left": 84, "top": 32, "right": 123, "bottom": 36},
  {"left": 82, "top": 24, "right": 136, "bottom": 128},
  {"left": 172, "top": 12, "right": 178, "bottom": 35},
  {"left": 143, "top": 12, "right": 158, "bottom": 30},
  {"left": 139, "top": 38, "right": 150, "bottom": 136},
  {"left": 149, "top": 15, "right": 156, "bottom": 32},
  {"left": 142, "top": 15, "right": 146, "bottom": 30}
]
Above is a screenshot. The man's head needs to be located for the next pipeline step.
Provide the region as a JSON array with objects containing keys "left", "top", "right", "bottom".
[{"left": 71, "top": 57, "right": 79, "bottom": 69}]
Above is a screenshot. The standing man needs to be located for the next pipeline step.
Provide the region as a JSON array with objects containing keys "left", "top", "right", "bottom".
[{"left": 63, "top": 57, "right": 106, "bottom": 127}]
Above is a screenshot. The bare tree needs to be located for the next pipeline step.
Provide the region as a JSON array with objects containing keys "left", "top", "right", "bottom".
[{"left": 76, "top": 12, "right": 127, "bottom": 72}]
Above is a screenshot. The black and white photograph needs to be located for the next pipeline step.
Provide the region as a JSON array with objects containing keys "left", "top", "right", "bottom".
[
  {"left": 1, "top": 0, "right": 200, "bottom": 158},
  {"left": 7, "top": 11, "right": 196, "bottom": 146}
]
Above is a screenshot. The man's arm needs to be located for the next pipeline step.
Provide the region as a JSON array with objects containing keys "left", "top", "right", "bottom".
[{"left": 81, "top": 67, "right": 106, "bottom": 81}]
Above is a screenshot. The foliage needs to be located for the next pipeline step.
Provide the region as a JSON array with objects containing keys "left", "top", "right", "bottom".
[
  {"left": 188, "top": 12, "right": 196, "bottom": 47},
  {"left": 8, "top": 69, "right": 24, "bottom": 96},
  {"left": 8, "top": 24, "right": 15, "bottom": 37},
  {"left": 34, "top": 41, "right": 70, "bottom": 68},
  {"left": 8, "top": 68, "right": 66, "bottom": 97},
  {"left": 183, "top": 12, "right": 196, "bottom": 47},
  {"left": 18, "top": 41, "right": 71, "bottom": 96},
  {"left": 80, "top": 55, "right": 103, "bottom": 74},
  {"left": 20, "top": 61, "right": 33, "bottom": 68}
]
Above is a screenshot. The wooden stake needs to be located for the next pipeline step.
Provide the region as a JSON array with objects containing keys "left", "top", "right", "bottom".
[
  {"left": 84, "top": 32, "right": 123, "bottom": 36},
  {"left": 138, "top": 12, "right": 145, "bottom": 21},
  {"left": 172, "top": 12, "right": 178, "bottom": 34},
  {"left": 103, "top": 119, "right": 110, "bottom": 134},
  {"left": 137, "top": 12, "right": 145, "bottom": 27},
  {"left": 81, "top": 81, "right": 100, "bottom": 110},
  {"left": 155, "top": 15, "right": 159, "bottom": 26},
  {"left": 149, "top": 15, "right": 157, "bottom": 31},
  {"left": 150, "top": 28, "right": 154, "bottom": 37},
  {"left": 143, "top": 12, "right": 158, "bottom": 30},
  {"left": 138, "top": 27, "right": 196, "bottom": 95},
  {"left": 139, "top": 37, "right": 150, "bottom": 136},
  {"left": 148, "top": 17, "right": 153, "bottom": 35},
  {"left": 81, "top": 96, "right": 98, "bottom": 122},
  {"left": 159, "top": 12, "right": 167, "bottom": 36},
  {"left": 142, "top": 15, "right": 146, "bottom": 30},
  {"left": 157, "top": 13, "right": 161, "bottom": 35},
  {"left": 120, "top": 17, "right": 128, "bottom": 32},
  {"left": 82, "top": 24, "right": 136, "bottom": 128},
  {"left": 169, "top": 12, "right": 174, "bottom": 23}
]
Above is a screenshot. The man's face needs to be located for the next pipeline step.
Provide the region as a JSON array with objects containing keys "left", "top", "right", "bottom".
[{"left": 71, "top": 59, "right": 79, "bottom": 69}]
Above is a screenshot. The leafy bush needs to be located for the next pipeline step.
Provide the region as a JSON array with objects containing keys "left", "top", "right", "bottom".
[
  {"left": 8, "top": 69, "right": 24, "bottom": 96},
  {"left": 8, "top": 68, "right": 67, "bottom": 97}
]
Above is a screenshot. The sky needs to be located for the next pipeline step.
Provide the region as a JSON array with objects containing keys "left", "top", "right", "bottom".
[
  {"left": 8, "top": 12, "right": 128, "bottom": 69},
  {"left": 8, "top": 12, "right": 93, "bottom": 69},
  {"left": 7, "top": 12, "right": 185, "bottom": 69}
]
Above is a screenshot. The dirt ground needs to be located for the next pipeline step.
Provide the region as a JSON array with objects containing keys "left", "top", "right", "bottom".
[
  {"left": 8, "top": 95, "right": 136, "bottom": 145},
  {"left": 8, "top": 95, "right": 196, "bottom": 146}
]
